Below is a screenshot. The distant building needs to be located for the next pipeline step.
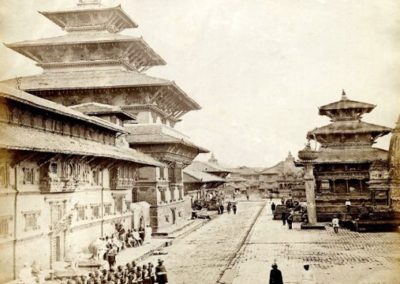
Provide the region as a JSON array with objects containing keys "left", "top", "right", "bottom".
[
  {"left": 259, "top": 152, "right": 304, "bottom": 199},
  {"left": 183, "top": 154, "right": 230, "bottom": 206},
  {"left": 227, "top": 166, "right": 262, "bottom": 194},
  {"left": 298, "top": 91, "right": 392, "bottom": 221}
]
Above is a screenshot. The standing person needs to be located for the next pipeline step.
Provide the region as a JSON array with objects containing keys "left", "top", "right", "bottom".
[
  {"left": 139, "top": 226, "right": 145, "bottom": 244},
  {"left": 106, "top": 246, "right": 117, "bottom": 271},
  {"left": 232, "top": 203, "right": 237, "bottom": 215},
  {"left": 227, "top": 202, "right": 232, "bottom": 214},
  {"left": 301, "top": 264, "right": 316, "bottom": 284},
  {"left": 269, "top": 263, "right": 283, "bottom": 284},
  {"left": 287, "top": 211, "right": 294, "bottom": 229},
  {"left": 219, "top": 203, "right": 224, "bottom": 214},
  {"left": 281, "top": 210, "right": 287, "bottom": 225},
  {"left": 155, "top": 259, "right": 168, "bottom": 284},
  {"left": 246, "top": 193, "right": 250, "bottom": 200},
  {"left": 332, "top": 215, "right": 340, "bottom": 233},
  {"left": 271, "top": 202, "right": 276, "bottom": 213}
]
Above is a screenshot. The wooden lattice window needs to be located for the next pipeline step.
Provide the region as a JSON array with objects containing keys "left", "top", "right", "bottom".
[
  {"left": 23, "top": 211, "right": 40, "bottom": 231},
  {"left": 76, "top": 206, "right": 86, "bottom": 221},
  {"left": 91, "top": 205, "right": 100, "bottom": 219},
  {"left": 0, "top": 216, "right": 10, "bottom": 237},
  {"left": 0, "top": 163, "right": 9, "bottom": 188},
  {"left": 115, "top": 197, "right": 123, "bottom": 214},
  {"left": 23, "top": 168, "right": 35, "bottom": 185},
  {"left": 104, "top": 203, "right": 112, "bottom": 216}
]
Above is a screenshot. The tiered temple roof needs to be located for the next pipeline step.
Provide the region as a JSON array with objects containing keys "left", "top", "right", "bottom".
[
  {"left": 2, "top": 0, "right": 200, "bottom": 122},
  {"left": 306, "top": 91, "right": 392, "bottom": 164}
]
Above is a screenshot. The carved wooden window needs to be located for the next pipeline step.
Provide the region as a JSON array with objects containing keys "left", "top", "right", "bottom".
[
  {"left": 76, "top": 205, "right": 86, "bottom": 221},
  {"left": 51, "top": 204, "right": 63, "bottom": 225},
  {"left": 23, "top": 211, "right": 40, "bottom": 231},
  {"left": 115, "top": 196, "right": 123, "bottom": 214},
  {"left": 92, "top": 170, "right": 99, "bottom": 185},
  {"left": 91, "top": 205, "right": 100, "bottom": 219},
  {"left": 50, "top": 162, "right": 58, "bottom": 174},
  {"left": 22, "top": 167, "right": 35, "bottom": 185},
  {"left": 0, "top": 163, "right": 9, "bottom": 188},
  {"left": 159, "top": 167, "right": 165, "bottom": 180},
  {"left": 0, "top": 216, "right": 11, "bottom": 237},
  {"left": 104, "top": 203, "right": 112, "bottom": 216}
]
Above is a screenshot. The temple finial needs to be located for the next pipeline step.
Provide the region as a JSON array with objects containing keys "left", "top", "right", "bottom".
[
  {"left": 341, "top": 89, "right": 348, "bottom": 100},
  {"left": 78, "top": 0, "right": 101, "bottom": 6}
]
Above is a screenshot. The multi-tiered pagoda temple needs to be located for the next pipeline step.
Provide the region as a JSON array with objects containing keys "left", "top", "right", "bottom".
[
  {"left": 2, "top": 0, "right": 207, "bottom": 233},
  {"left": 302, "top": 91, "right": 392, "bottom": 221}
]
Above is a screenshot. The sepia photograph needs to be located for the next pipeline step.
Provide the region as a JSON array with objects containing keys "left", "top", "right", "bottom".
[{"left": 0, "top": 0, "right": 399, "bottom": 283}]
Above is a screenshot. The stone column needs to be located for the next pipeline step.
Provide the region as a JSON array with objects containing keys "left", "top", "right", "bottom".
[
  {"left": 298, "top": 142, "right": 319, "bottom": 225},
  {"left": 304, "top": 162, "right": 317, "bottom": 224}
]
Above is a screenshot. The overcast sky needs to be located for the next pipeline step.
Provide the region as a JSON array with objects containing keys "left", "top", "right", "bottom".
[{"left": 0, "top": 0, "right": 399, "bottom": 167}]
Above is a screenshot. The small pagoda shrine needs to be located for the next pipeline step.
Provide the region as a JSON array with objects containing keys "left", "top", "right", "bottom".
[
  {"left": 300, "top": 91, "right": 392, "bottom": 221},
  {"left": 2, "top": 0, "right": 207, "bottom": 233}
]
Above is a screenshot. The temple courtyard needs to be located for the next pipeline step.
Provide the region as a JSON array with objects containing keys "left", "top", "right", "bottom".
[{"left": 122, "top": 199, "right": 400, "bottom": 284}]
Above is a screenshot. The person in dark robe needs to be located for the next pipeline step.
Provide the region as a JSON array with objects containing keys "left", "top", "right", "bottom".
[
  {"left": 281, "top": 211, "right": 287, "bottom": 225},
  {"left": 232, "top": 203, "right": 237, "bottom": 215},
  {"left": 269, "top": 263, "right": 283, "bottom": 284},
  {"left": 155, "top": 259, "right": 168, "bottom": 284},
  {"left": 227, "top": 202, "right": 232, "bottom": 214},
  {"left": 271, "top": 202, "right": 276, "bottom": 212},
  {"left": 219, "top": 204, "right": 224, "bottom": 214},
  {"left": 287, "top": 211, "right": 293, "bottom": 229}
]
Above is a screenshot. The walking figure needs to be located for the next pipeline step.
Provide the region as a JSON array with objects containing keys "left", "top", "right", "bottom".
[
  {"left": 287, "top": 211, "right": 294, "bottom": 229},
  {"left": 271, "top": 202, "right": 276, "bottom": 213},
  {"left": 269, "top": 263, "right": 283, "bottom": 284},
  {"left": 232, "top": 203, "right": 237, "bottom": 215},
  {"left": 332, "top": 215, "right": 339, "bottom": 234},
  {"left": 281, "top": 211, "right": 287, "bottom": 225}
]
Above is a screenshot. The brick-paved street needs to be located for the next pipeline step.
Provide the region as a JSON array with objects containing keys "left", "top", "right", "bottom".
[
  {"left": 127, "top": 200, "right": 400, "bottom": 284},
  {"left": 144, "top": 200, "right": 265, "bottom": 284},
  {"left": 229, "top": 200, "right": 400, "bottom": 284}
]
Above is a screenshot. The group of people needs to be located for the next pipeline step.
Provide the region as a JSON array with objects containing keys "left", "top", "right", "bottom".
[
  {"left": 53, "top": 259, "right": 168, "bottom": 284},
  {"left": 269, "top": 263, "right": 316, "bottom": 284},
  {"left": 217, "top": 201, "right": 237, "bottom": 215},
  {"left": 103, "top": 225, "right": 152, "bottom": 271}
]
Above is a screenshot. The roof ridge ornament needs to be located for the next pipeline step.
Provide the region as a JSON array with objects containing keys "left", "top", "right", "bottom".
[
  {"left": 77, "top": 0, "right": 101, "bottom": 6},
  {"left": 341, "top": 89, "right": 348, "bottom": 101}
]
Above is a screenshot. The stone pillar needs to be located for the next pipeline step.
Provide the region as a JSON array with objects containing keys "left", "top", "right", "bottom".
[
  {"left": 298, "top": 142, "right": 319, "bottom": 226},
  {"left": 304, "top": 162, "right": 317, "bottom": 224}
]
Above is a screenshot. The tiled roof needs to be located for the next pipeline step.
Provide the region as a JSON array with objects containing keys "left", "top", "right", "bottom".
[
  {"left": 125, "top": 124, "right": 208, "bottom": 153},
  {"left": 39, "top": 5, "right": 138, "bottom": 30},
  {"left": 311, "top": 147, "right": 389, "bottom": 164},
  {"left": 0, "top": 84, "right": 124, "bottom": 133},
  {"left": 260, "top": 162, "right": 283, "bottom": 175},
  {"left": 307, "top": 121, "right": 392, "bottom": 136},
  {"left": 1, "top": 70, "right": 201, "bottom": 110},
  {"left": 183, "top": 169, "right": 225, "bottom": 183},
  {"left": 70, "top": 102, "right": 136, "bottom": 121},
  {"left": 319, "top": 98, "right": 375, "bottom": 111},
  {"left": 187, "top": 161, "right": 231, "bottom": 173},
  {"left": 6, "top": 33, "right": 143, "bottom": 46},
  {"left": 0, "top": 123, "right": 162, "bottom": 167}
]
